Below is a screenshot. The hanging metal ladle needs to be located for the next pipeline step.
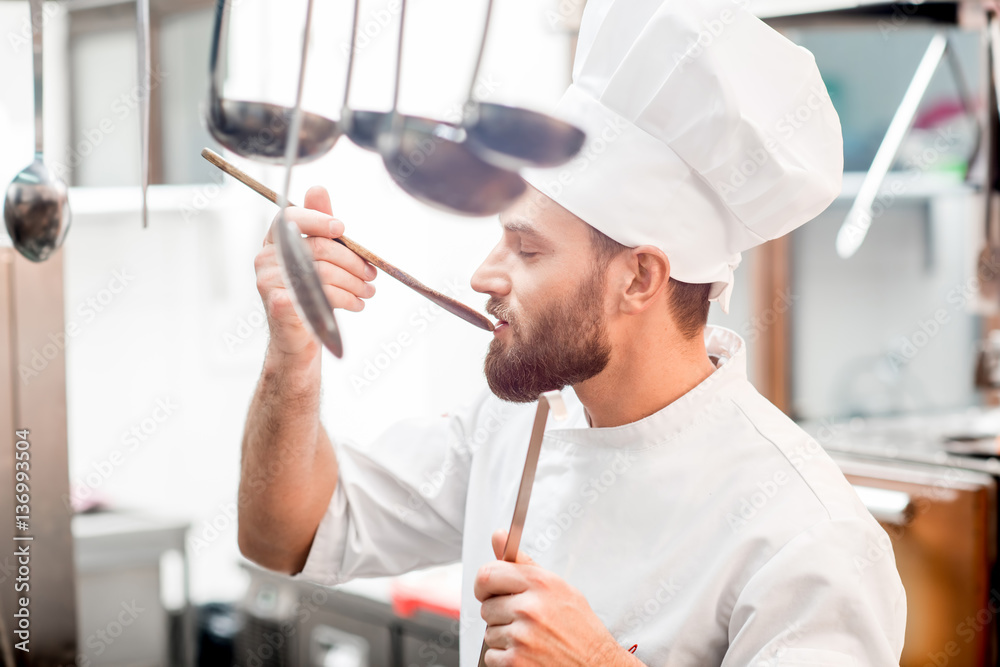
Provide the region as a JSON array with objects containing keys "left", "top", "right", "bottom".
[
  {"left": 4, "top": 0, "right": 71, "bottom": 263},
  {"left": 338, "top": 0, "right": 392, "bottom": 152},
  {"left": 460, "top": 0, "right": 585, "bottom": 171},
  {"left": 346, "top": 0, "right": 583, "bottom": 185},
  {"left": 369, "top": 0, "right": 527, "bottom": 216},
  {"left": 205, "top": 0, "right": 341, "bottom": 164},
  {"left": 339, "top": 0, "right": 457, "bottom": 153}
]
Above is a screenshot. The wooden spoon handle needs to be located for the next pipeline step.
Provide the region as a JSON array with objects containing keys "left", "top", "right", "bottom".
[
  {"left": 477, "top": 391, "right": 568, "bottom": 667},
  {"left": 201, "top": 148, "right": 494, "bottom": 332}
]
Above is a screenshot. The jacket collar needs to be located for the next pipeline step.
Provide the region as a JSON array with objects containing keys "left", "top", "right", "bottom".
[{"left": 545, "top": 326, "right": 748, "bottom": 450}]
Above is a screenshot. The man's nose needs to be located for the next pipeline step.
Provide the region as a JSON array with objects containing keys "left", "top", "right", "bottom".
[{"left": 471, "top": 245, "right": 510, "bottom": 297}]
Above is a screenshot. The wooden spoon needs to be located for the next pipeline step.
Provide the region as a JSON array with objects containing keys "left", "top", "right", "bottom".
[
  {"left": 477, "top": 390, "right": 568, "bottom": 667},
  {"left": 201, "top": 148, "right": 494, "bottom": 332}
]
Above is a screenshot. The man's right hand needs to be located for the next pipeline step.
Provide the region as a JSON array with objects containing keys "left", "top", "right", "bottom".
[
  {"left": 254, "top": 185, "right": 378, "bottom": 359},
  {"left": 241, "top": 185, "right": 363, "bottom": 573}
]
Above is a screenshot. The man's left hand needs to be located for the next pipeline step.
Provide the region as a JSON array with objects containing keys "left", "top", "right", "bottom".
[{"left": 475, "top": 529, "right": 642, "bottom": 667}]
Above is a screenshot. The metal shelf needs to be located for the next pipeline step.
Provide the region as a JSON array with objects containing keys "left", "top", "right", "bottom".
[{"left": 836, "top": 170, "right": 974, "bottom": 201}]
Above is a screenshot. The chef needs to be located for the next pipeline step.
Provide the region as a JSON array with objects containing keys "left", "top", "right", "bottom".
[{"left": 238, "top": 0, "right": 907, "bottom": 664}]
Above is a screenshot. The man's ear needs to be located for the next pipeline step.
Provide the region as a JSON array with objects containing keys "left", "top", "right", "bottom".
[{"left": 616, "top": 246, "right": 670, "bottom": 315}]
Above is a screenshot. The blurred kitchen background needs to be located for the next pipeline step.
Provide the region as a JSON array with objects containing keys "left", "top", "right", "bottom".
[{"left": 3, "top": 0, "right": 1000, "bottom": 665}]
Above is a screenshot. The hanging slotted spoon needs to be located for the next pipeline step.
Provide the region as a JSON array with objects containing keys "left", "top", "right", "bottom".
[{"left": 272, "top": 0, "right": 344, "bottom": 357}]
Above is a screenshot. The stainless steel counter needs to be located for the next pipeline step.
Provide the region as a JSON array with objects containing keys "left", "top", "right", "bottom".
[
  {"left": 73, "top": 512, "right": 190, "bottom": 667},
  {"left": 802, "top": 407, "right": 1000, "bottom": 476}
]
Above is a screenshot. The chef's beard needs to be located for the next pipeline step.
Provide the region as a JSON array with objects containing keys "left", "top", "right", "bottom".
[{"left": 484, "top": 272, "right": 612, "bottom": 403}]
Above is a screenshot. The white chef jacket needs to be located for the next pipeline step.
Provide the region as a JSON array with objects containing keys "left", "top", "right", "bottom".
[{"left": 296, "top": 326, "right": 907, "bottom": 666}]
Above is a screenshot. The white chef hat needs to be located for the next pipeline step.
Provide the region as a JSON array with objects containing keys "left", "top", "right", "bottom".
[{"left": 522, "top": 0, "right": 843, "bottom": 313}]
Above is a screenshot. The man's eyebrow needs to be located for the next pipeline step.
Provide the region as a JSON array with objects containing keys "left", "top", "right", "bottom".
[{"left": 501, "top": 219, "right": 548, "bottom": 241}]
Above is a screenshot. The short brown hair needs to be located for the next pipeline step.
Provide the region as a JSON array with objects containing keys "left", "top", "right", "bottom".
[{"left": 588, "top": 226, "right": 711, "bottom": 339}]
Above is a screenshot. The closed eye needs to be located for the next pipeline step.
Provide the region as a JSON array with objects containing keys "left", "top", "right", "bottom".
[{"left": 501, "top": 219, "right": 550, "bottom": 260}]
